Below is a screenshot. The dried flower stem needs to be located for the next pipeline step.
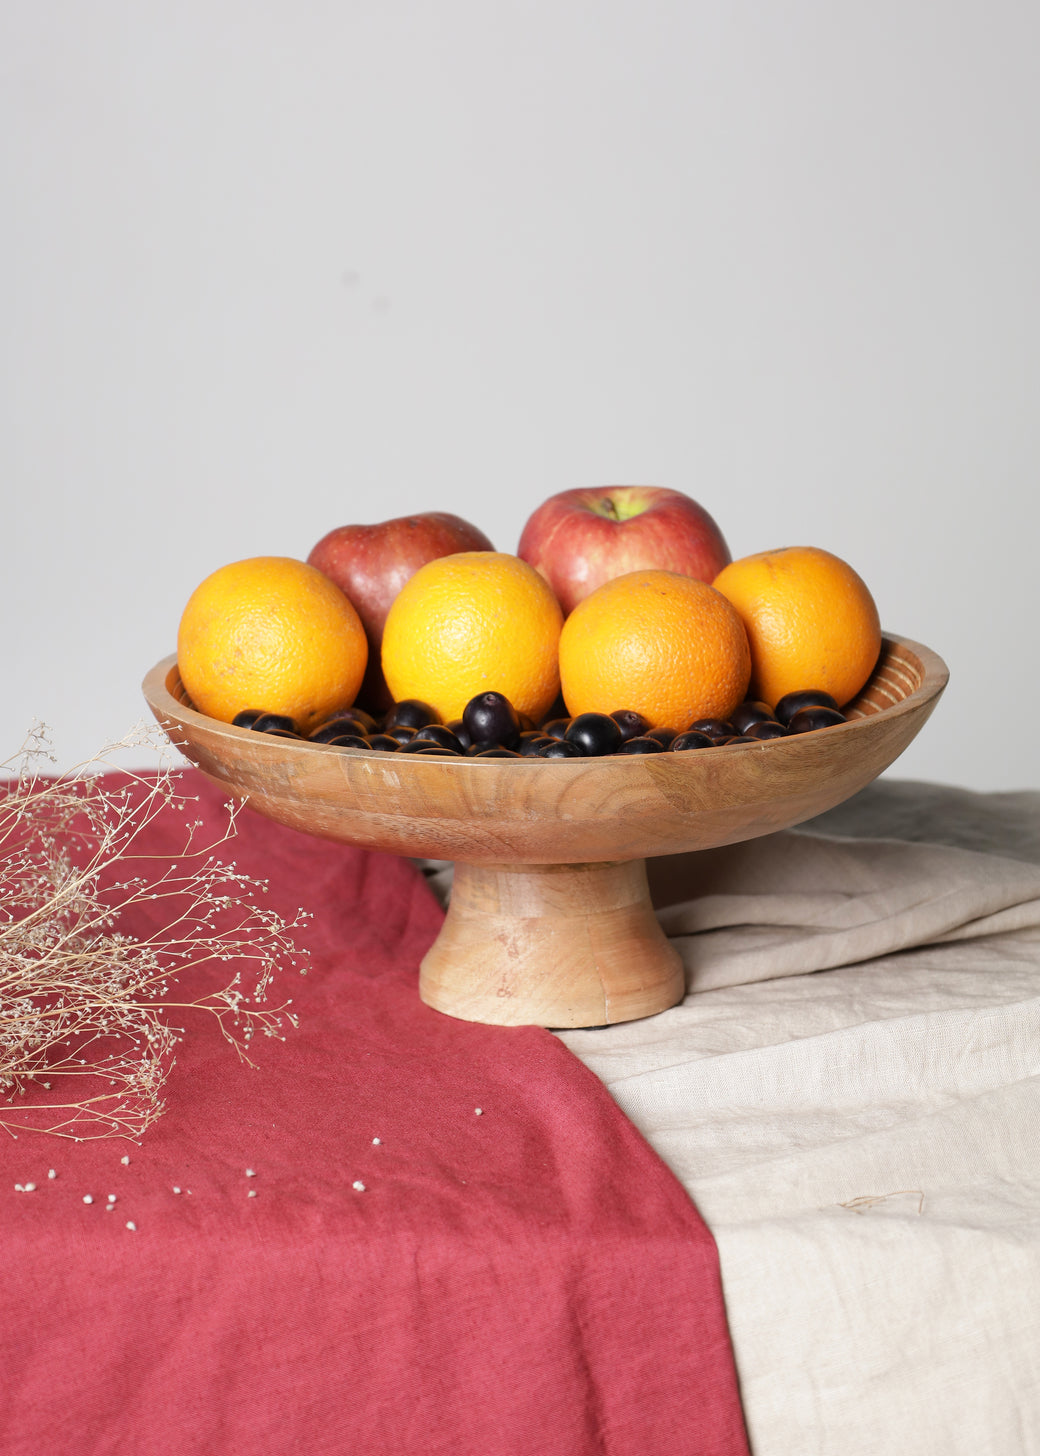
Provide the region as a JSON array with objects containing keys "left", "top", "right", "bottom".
[{"left": 0, "top": 723, "right": 309, "bottom": 1141}]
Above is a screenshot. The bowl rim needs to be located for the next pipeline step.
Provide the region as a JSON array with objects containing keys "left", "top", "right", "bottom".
[{"left": 142, "top": 632, "right": 949, "bottom": 768}]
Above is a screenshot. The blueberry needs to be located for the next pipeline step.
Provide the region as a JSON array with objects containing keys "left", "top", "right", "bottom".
[
  {"left": 730, "top": 701, "right": 776, "bottom": 733},
  {"left": 610, "top": 709, "right": 650, "bottom": 742},
  {"left": 671, "top": 730, "right": 715, "bottom": 751},
  {"left": 775, "top": 689, "right": 840, "bottom": 726},
  {"left": 462, "top": 692, "right": 521, "bottom": 748},
  {"left": 786, "top": 706, "right": 846, "bottom": 733},
  {"left": 384, "top": 699, "right": 439, "bottom": 731},
  {"left": 742, "top": 720, "right": 788, "bottom": 740},
  {"left": 565, "top": 712, "right": 623, "bottom": 757},
  {"left": 617, "top": 735, "right": 666, "bottom": 754},
  {"left": 537, "top": 739, "right": 584, "bottom": 758}
]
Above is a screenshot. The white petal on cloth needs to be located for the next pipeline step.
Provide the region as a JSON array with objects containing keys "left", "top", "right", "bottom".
[{"left": 554, "top": 781, "right": 1040, "bottom": 1456}]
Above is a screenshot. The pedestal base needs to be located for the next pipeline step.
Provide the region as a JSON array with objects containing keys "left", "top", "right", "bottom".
[{"left": 419, "top": 859, "right": 686, "bottom": 1028}]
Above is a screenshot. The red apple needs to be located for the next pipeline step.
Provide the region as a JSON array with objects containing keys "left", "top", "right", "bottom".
[
  {"left": 517, "top": 486, "right": 731, "bottom": 615},
  {"left": 307, "top": 511, "right": 494, "bottom": 711}
]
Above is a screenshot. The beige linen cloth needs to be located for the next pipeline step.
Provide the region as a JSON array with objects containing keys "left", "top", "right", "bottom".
[{"left": 427, "top": 779, "right": 1040, "bottom": 1454}]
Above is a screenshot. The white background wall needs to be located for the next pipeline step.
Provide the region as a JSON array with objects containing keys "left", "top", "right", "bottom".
[{"left": 3, "top": 1, "right": 1037, "bottom": 788}]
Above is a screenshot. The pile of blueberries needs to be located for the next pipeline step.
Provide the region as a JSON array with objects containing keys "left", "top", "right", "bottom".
[{"left": 232, "top": 688, "right": 847, "bottom": 759}]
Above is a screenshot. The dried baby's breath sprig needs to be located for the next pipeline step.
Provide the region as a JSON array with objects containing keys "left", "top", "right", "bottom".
[{"left": 0, "top": 722, "right": 310, "bottom": 1142}]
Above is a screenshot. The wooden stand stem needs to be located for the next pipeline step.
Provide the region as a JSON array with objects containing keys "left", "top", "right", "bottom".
[{"left": 419, "top": 858, "right": 686, "bottom": 1028}]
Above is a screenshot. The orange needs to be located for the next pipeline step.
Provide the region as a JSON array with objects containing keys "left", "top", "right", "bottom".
[
  {"left": 712, "top": 546, "right": 881, "bottom": 709},
  {"left": 380, "top": 552, "right": 563, "bottom": 723},
  {"left": 558, "top": 569, "right": 751, "bottom": 731},
  {"left": 177, "top": 556, "right": 368, "bottom": 730}
]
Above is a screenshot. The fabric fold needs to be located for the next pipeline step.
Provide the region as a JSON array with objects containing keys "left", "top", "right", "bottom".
[
  {"left": 1, "top": 771, "right": 749, "bottom": 1456},
  {"left": 650, "top": 825, "right": 1040, "bottom": 992},
  {"left": 558, "top": 779, "right": 1040, "bottom": 1456}
]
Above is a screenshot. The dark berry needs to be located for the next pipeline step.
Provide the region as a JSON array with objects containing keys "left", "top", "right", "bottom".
[
  {"left": 715, "top": 735, "right": 749, "bottom": 747},
  {"left": 399, "top": 739, "right": 461, "bottom": 755},
  {"left": 250, "top": 713, "right": 298, "bottom": 735},
  {"left": 462, "top": 692, "right": 521, "bottom": 748},
  {"left": 328, "top": 706, "right": 378, "bottom": 735},
  {"left": 232, "top": 709, "right": 267, "bottom": 729},
  {"left": 519, "top": 732, "right": 555, "bottom": 756},
  {"left": 646, "top": 728, "right": 676, "bottom": 747},
  {"left": 309, "top": 721, "right": 349, "bottom": 745},
  {"left": 775, "top": 689, "right": 840, "bottom": 726},
  {"left": 610, "top": 709, "right": 650, "bottom": 742},
  {"left": 540, "top": 717, "right": 572, "bottom": 741},
  {"left": 565, "top": 712, "right": 623, "bottom": 757},
  {"left": 384, "top": 698, "right": 439, "bottom": 731},
  {"left": 786, "top": 706, "right": 847, "bottom": 734},
  {"left": 366, "top": 733, "right": 401, "bottom": 752},
  {"left": 742, "top": 720, "right": 788, "bottom": 740},
  {"left": 671, "top": 730, "right": 715, "bottom": 751},
  {"left": 471, "top": 746, "right": 522, "bottom": 758},
  {"left": 731, "top": 701, "right": 776, "bottom": 733},
  {"left": 446, "top": 718, "right": 472, "bottom": 749},
  {"left": 617, "top": 735, "right": 666, "bottom": 754},
  {"left": 385, "top": 724, "right": 419, "bottom": 745},
  {"left": 688, "top": 718, "right": 735, "bottom": 740},
  {"left": 322, "top": 733, "right": 370, "bottom": 750},
  {"left": 537, "top": 739, "right": 584, "bottom": 758},
  {"left": 412, "top": 724, "right": 465, "bottom": 753},
  {"left": 310, "top": 712, "right": 373, "bottom": 743},
  {"left": 349, "top": 706, "right": 379, "bottom": 734}
]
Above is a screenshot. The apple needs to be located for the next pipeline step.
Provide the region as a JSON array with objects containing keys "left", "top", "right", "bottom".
[
  {"left": 517, "top": 486, "right": 731, "bottom": 615},
  {"left": 307, "top": 511, "right": 494, "bottom": 710}
]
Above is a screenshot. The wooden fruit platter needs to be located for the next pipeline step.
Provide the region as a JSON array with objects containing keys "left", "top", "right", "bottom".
[{"left": 143, "top": 633, "right": 948, "bottom": 1029}]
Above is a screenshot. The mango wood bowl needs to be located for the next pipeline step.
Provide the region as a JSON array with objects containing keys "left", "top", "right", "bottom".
[{"left": 143, "top": 634, "right": 947, "bottom": 1030}]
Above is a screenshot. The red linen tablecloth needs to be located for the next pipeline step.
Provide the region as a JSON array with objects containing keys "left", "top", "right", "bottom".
[{"left": 1, "top": 771, "right": 748, "bottom": 1456}]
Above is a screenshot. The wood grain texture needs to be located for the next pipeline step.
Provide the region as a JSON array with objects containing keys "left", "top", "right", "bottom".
[
  {"left": 142, "top": 633, "right": 948, "bottom": 1027},
  {"left": 142, "top": 635, "right": 947, "bottom": 864},
  {"left": 419, "top": 860, "right": 685, "bottom": 1027}
]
